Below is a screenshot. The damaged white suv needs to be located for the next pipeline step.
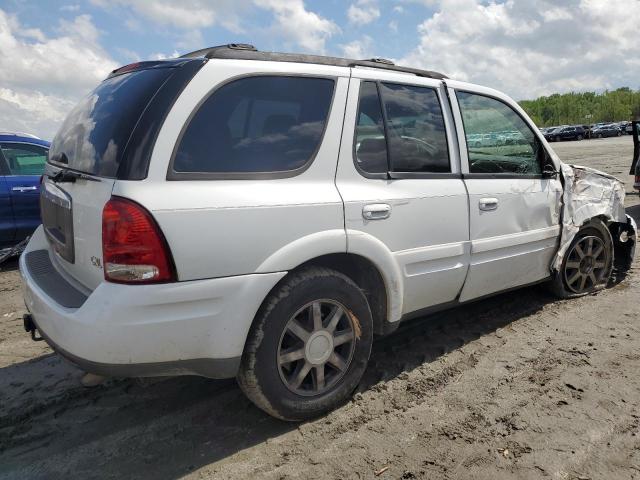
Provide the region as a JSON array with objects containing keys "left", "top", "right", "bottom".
[{"left": 21, "top": 44, "right": 636, "bottom": 421}]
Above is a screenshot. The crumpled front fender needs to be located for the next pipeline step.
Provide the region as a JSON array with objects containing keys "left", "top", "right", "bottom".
[{"left": 552, "top": 163, "right": 629, "bottom": 271}]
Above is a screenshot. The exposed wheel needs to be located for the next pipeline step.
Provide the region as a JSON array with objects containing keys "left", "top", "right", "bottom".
[
  {"left": 577, "top": 135, "right": 583, "bottom": 141},
  {"left": 551, "top": 221, "right": 613, "bottom": 298},
  {"left": 617, "top": 131, "right": 622, "bottom": 137},
  {"left": 597, "top": 134, "right": 603, "bottom": 139},
  {"left": 237, "top": 267, "right": 373, "bottom": 421}
]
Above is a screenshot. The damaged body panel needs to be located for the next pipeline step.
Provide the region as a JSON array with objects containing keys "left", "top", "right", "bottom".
[{"left": 553, "top": 163, "right": 636, "bottom": 272}]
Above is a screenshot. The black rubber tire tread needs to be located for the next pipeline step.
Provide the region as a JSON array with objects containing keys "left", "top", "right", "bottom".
[
  {"left": 237, "top": 266, "right": 373, "bottom": 421},
  {"left": 550, "top": 219, "right": 614, "bottom": 299}
]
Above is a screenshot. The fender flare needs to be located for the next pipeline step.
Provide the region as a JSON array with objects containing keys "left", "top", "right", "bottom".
[
  {"left": 346, "top": 229, "right": 404, "bottom": 323},
  {"left": 255, "top": 228, "right": 404, "bottom": 324}
]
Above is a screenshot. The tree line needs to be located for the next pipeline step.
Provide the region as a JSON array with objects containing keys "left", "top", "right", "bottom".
[{"left": 518, "top": 88, "right": 640, "bottom": 127}]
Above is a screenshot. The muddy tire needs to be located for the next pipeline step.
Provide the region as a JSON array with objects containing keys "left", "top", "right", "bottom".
[
  {"left": 237, "top": 267, "right": 373, "bottom": 421},
  {"left": 550, "top": 220, "right": 614, "bottom": 299}
]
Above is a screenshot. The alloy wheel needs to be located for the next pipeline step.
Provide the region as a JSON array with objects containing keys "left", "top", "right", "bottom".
[
  {"left": 563, "top": 236, "right": 608, "bottom": 293},
  {"left": 277, "top": 299, "right": 357, "bottom": 396}
]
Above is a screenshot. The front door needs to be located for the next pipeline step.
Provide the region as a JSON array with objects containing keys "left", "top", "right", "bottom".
[
  {"left": 448, "top": 86, "right": 563, "bottom": 302},
  {"left": 336, "top": 73, "right": 470, "bottom": 317}
]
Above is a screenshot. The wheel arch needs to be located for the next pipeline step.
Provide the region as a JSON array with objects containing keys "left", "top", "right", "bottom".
[{"left": 254, "top": 229, "right": 404, "bottom": 334}]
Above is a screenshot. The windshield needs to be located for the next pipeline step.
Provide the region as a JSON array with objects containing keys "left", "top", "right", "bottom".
[{"left": 48, "top": 68, "right": 173, "bottom": 177}]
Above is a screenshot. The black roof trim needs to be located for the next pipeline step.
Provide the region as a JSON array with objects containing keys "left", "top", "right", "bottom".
[{"left": 180, "top": 44, "right": 447, "bottom": 80}]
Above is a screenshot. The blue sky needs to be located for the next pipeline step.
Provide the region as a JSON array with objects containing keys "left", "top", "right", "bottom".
[
  {"left": 1, "top": 0, "right": 639, "bottom": 139},
  {"left": 4, "top": 0, "right": 431, "bottom": 62}
]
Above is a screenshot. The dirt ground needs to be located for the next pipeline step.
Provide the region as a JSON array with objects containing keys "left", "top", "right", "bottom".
[{"left": 1, "top": 136, "right": 639, "bottom": 480}]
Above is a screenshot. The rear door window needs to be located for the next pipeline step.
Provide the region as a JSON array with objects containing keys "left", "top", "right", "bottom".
[
  {"left": 172, "top": 76, "right": 335, "bottom": 176},
  {"left": 353, "top": 81, "right": 450, "bottom": 176},
  {"left": 0, "top": 143, "right": 48, "bottom": 175},
  {"left": 380, "top": 83, "right": 450, "bottom": 173}
]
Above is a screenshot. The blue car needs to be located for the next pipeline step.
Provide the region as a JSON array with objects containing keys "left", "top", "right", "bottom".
[{"left": 0, "top": 132, "right": 50, "bottom": 249}]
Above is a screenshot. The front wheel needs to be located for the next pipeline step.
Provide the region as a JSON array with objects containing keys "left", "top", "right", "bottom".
[
  {"left": 551, "top": 221, "right": 613, "bottom": 298},
  {"left": 238, "top": 267, "right": 374, "bottom": 421}
]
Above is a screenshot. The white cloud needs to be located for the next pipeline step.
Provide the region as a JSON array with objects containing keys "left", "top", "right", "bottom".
[
  {"left": 92, "top": 0, "right": 337, "bottom": 53},
  {"left": 60, "top": 4, "right": 81, "bottom": 12},
  {"left": 340, "top": 35, "right": 374, "bottom": 59},
  {"left": 401, "top": 0, "right": 640, "bottom": 99},
  {"left": 0, "top": 9, "right": 117, "bottom": 139},
  {"left": 91, "top": 0, "right": 249, "bottom": 33},
  {"left": 256, "top": 0, "right": 340, "bottom": 53},
  {"left": 348, "top": 0, "right": 380, "bottom": 25}
]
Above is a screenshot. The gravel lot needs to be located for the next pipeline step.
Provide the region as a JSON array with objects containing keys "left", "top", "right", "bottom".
[{"left": 0, "top": 136, "right": 638, "bottom": 480}]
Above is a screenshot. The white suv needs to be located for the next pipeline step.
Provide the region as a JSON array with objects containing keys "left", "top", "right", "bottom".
[{"left": 20, "top": 44, "right": 636, "bottom": 421}]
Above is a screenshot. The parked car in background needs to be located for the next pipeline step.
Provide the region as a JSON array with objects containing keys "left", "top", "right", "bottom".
[
  {"left": 543, "top": 127, "right": 560, "bottom": 141},
  {"left": 550, "top": 125, "right": 585, "bottom": 142},
  {"left": 581, "top": 125, "right": 592, "bottom": 139},
  {"left": 591, "top": 125, "right": 622, "bottom": 139},
  {"left": 0, "top": 133, "right": 49, "bottom": 249}
]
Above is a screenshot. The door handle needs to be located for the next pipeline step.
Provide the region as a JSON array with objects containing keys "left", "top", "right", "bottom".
[
  {"left": 362, "top": 203, "right": 391, "bottom": 220},
  {"left": 479, "top": 197, "right": 499, "bottom": 211},
  {"left": 12, "top": 186, "right": 38, "bottom": 193}
]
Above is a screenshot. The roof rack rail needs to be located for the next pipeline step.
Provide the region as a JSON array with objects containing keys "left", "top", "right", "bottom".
[{"left": 179, "top": 44, "right": 447, "bottom": 80}]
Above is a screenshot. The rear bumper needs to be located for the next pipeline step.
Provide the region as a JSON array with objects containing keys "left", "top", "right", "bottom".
[{"left": 20, "top": 226, "right": 286, "bottom": 379}]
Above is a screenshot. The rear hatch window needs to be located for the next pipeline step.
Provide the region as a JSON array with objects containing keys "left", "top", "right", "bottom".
[{"left": 48, "top": 67, "right": 174, "bottom": 178}]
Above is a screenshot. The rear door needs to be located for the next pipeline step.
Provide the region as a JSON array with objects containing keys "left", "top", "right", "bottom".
[
  {"left": 336, "top": 72, "right": 470, "bottom": 316},
  {"left": 0, "top": 142, "right": 48, "bottom": 241},
  {"left": 448, "top": 84, "right": 562, "bottom": 301}
]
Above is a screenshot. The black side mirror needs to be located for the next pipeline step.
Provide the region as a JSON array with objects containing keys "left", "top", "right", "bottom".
[{"left": 542, "top": 163, "right": 560, "bottom": 178}]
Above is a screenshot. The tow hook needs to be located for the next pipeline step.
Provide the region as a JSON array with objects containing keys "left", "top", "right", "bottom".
[{"left": 23, "top": 313, "right": 44, "bottom": 342}]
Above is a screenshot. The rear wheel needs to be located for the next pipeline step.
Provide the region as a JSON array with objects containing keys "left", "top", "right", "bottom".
[
  {"left": 551, "top": 221, "right": 613, "bottom": 298},
  {"left": 577, "top": 135, "right": 583, "bottom": 141},
  {"left": 238, "top": 267, "right": 373, "bottom": 421}
]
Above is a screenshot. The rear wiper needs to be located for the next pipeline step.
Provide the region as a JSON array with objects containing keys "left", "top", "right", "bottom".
[{"left": 49, "top": 169, "right": 101, "bottom": 183}]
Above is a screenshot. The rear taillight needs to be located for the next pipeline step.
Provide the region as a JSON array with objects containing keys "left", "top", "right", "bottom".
[{"left": 102, "top": 197, "right": 176, "bottom": 284}]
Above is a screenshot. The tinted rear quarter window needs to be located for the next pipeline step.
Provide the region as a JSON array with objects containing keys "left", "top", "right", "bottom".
[
  {"left": 172, "top": 76, "right": 335, "bottom": 176},
  {"left": 49, "top": 68, "right": 174, "bottom": 177}
]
